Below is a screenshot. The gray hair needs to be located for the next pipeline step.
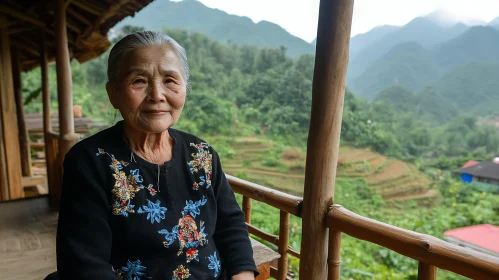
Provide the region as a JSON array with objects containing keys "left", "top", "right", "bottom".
[{"left": 107, "top": 31, "right": 190, "bottom": 87}]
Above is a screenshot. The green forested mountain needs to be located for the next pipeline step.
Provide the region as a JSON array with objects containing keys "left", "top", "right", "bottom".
[
  {"left": 374, "top": 85, "right": 418, "bottom": 112},
  {"left": 350, "top": 26, "right": 499, "bottom": 110},
  {"left": 373, "top": 85, "right": 458, "bottom": 125},
  {"left": 415, "top": 87, "right": 459, "bottom": 124},
  {"left": 432, "top": 26, "right": 499, "bottom": 72},
  {"left": 347, "top": 17, "right": 468, "bottom": 80},
  {"left": 114, "top": 0, "right": 314, "bottom": 57},
  {"left": 348, "top": 25, "right": 399, "bottom": 58},
  {"left": 351, "top": 42, "right": 440, "bottom": 99},
  {"left": 433, "top": 62, "right": 499, "bottom": 115}
]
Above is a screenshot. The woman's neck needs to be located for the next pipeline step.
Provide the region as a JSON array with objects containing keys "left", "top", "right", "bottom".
[{"left": 123, "top": 123, "right": 173, "bottom": 165}]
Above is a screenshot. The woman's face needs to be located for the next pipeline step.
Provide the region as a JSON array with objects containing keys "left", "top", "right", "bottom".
[{"left": 106, "top": 44, "right": 187, "bottom": 134}]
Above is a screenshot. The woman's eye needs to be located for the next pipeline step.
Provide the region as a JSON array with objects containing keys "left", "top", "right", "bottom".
[
  {"left": 165, "top": 78, "right": 175, "bottom": 84},
  {"left": 133, "top": 78, "right": 146, "bottom": 84}
]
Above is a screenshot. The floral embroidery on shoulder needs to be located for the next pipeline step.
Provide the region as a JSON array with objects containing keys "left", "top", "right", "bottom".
[
  {"left": 158, "top": 196, "right": 208, "bottom": 263},
  {"left": 187, "top": 143, "right": 213, "bottom": 190},
  {"left": 113, "top": 259, "right": 151, "bottom": 279},
  {"left": 96, "top": 149, "right": 156, "bottom": 216},
  {"left": 172, "top": 264, "right": 190, "bottom": 280},
  {"left": 207, "top": 251, "right": 221, "bottom": 278}
]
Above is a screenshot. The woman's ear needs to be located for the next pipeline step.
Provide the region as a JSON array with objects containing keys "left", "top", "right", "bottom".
[{"left": 106, "top": 82, "right": 119, "bottom": 109}]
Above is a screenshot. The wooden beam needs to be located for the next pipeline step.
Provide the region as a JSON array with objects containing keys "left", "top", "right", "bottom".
[
  {"left": 299, "top": 0, "right": 354, "bottom": 278},
  {"left": 22, "top": 175, "right": 45, "bottom": 187},
  {"left": 8, "top": 25, "right": 37, "bottom": 35},
  {"left": 71, "top": 0, "right": 102, "bottom": 16},
  {"left": 66, "top": 21, "right": 82, "bottom": 34},
  {"left": 12, "top": 48, "right": 32, "bottom": 177},
  {"left": 227, "top": 174, "right": 303, "bottom": 216},
  {"left": 10, "top": 40, "right": 41, "bottom": 57},
  {"left": 67, "top": 7, "right": 91, "bottom": 25},
  {"left": 0, "top": 4, "right": 46, "bottom": 29},
  {"left": 0, "top": 16, "right": 24, "bottom": 200}
]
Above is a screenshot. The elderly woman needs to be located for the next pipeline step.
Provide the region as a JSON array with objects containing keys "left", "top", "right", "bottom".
[{"left": 56, "top": 31, "right": 257, "bottom": 280}]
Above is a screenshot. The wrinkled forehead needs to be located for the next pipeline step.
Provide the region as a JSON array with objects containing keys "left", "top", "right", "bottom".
[{"left": 119, "top": 44, "right": 184, "bottom": 77}]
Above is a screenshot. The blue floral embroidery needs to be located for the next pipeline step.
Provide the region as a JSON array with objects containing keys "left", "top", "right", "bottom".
[
  {"left": 184, "top": 196, "right": 207, "bottom": 218},
  {"left": 130, "top": 169, "right": 144, "bottom": 183},
  {"left": 114, "top": 259, "right": 151, "bottom": 280},
  {"left": 158, "top": 226, "right": 179, "bottom": 248},
  {"left": 207, "top": 252, "right": 221, "bottom": 278},
  {"left": 137, "top": 199, "right": 167, "bottom": 224},
  {"left": 158, "top": 197, "right": 208, "bottom": 261}
]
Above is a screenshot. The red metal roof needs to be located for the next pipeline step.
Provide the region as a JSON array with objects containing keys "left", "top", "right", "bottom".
[
  {"left": 444, "top": 224, "right": 499, "bottom": 253},
  {"left": 462, "top": 160, "right": 479, "bottom": 168}
]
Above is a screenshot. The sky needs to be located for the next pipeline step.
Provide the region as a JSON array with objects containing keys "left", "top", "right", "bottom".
[{"left": 192, "top": 0, "right": 499, "bottom": 42}]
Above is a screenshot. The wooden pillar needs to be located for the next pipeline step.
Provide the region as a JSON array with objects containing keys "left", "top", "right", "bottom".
[
  {"left": 0, "top": 16, "right": 9, "bottom": 201},
  {"left": 12, "top": 48, "right": 32, "bottom": 177},
  {"left": 40, "top": 30, "right": 56, "bottom": 202},
  {"left": 0, "top": 16, "right": 24, "bottom": 200},
  {"left": 41, "top": 32, "right": 51, "bottom": 133},
  {"left": 54, "top": 0, "right": 78, "bottom": 208},
  {"left": 299, "top": 0, "right": 354, "bottom": 278}
]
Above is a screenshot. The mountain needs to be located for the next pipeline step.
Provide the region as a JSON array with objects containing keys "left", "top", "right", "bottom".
[
  {"left": 489, "top": 16, "right": 499, "bottom": 26},
  {"left": 350, "top": 42, "right": 440, "bottom": 99},
  {"left": 425, "top": 10, "right": 487, "bottom": 27},
  {"left": 432, "top": 26, "right": 499, "bottom": 73},
  {"left": 350, "top": 26, "right": 499, "bottom": 100},
  {"left": 349, "top": 25, "right": 399, "bottom": 58},
  {"left": 416, "top": 87, "right": 459, "bottom": 123},
  {"left": 114, "top": 0, "right": 314, "bottom": 57},
  {"left": 374, "top": 85, "right": 418, "bottom": 112},
  {"left": 433, "top": 62, "right": 499, "bottom": 115},
  {"left": 347, "top": 17, "right": 468, "bottom": 81}
]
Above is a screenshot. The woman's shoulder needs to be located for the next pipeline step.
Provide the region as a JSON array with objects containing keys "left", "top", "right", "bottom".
[
  {"left": 170, "top": 128, "right": 218, "bottom": 154},
  {"left": 65, "top": 123, "right": 122, "bottom": 164}
]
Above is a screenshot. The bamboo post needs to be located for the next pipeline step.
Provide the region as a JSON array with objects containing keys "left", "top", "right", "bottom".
[
  {"left": 0, "top": 15, "right": 23, "bottom": 200},
  {"left": 12, "top": 48, "right": 32, "bottom": 177},
  {"left": 54, "top": 0, "right": 78, "bottom": 209},
  {"left": 418, "top": 262, "right": 437, "bottom": 280},
  {"left": 41, "top": 32, "right": 52, "bottom": 134},
  {"left": 243, "top": 196, "right": 252, "bottom": 224},
  {"left": 0, "top": 16, "right": 9, "bottom": 201},
  {"left": 327, "top": 229, "right": 342, "bottom": 280},
  {"left": 277, "top": 210, "right": 290, "bottom": 280},
  {"left": 40, "top": 30, "right": 56, "bottom": 200},
  {"left": 299, "top": 0, "right": 354, "bottom": 278}
]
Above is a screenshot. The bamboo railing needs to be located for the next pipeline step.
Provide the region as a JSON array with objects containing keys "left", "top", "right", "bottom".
[
  {"left": 45, "top": 131, "right": 60, "bottom": 208},
  {"left": 227, "top": 175, "right": 303, "bottom": 280},
  {"left": 227, "top": 175, "right": 499, "bottom": 280}
]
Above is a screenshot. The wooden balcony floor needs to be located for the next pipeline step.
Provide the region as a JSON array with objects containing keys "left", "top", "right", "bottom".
[{"left": 0, "top": 196, "right": 57, "bottom": 280}]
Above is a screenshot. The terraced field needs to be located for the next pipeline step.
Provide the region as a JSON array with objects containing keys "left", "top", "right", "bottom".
[{"left": 219, "top": 137, "right": 437, "bottom": 204}]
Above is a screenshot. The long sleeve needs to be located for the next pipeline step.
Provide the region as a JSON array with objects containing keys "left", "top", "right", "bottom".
[
  {"left": 56, "top": 149, "right": 120, "bottom": 280},
  {"left": 212, "top": 151, "right": 259, "bottom": 278}
]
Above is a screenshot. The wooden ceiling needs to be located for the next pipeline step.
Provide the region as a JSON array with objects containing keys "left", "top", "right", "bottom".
[{"left": 0, "top": 0, "right": 153, "bottom": 71}]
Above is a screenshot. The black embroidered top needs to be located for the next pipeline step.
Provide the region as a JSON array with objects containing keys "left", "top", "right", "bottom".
[{"left": 56, "top": 121, "right": 258, "bottom": 280}]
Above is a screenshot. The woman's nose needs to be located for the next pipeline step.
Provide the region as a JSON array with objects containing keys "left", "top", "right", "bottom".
[{"left": 148, "top": 81, "right": 166, "bottom": 103}]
